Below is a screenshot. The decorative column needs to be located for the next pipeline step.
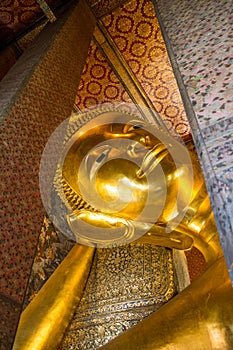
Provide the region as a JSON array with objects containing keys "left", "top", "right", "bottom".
[
  {"left": 154, "top": 0, "right": 233, "bottom": 283},
  {"left": 0, "top": 1, "right": 96, "bottom": 348}
]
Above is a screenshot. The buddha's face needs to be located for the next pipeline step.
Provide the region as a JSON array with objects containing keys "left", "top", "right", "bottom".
[{"left": 58, "top": 110, "right": 193, "bottom": 247}]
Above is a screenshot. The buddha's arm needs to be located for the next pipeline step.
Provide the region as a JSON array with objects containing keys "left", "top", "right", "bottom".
[
  {"left": 68, "top": 209, "right": 194, "bottom": 250},
  {"left": 100, "top": 198, "right": 231, "bottom": 350},
  {"left": 13, "top": 245, "right": 95, "bottom": 350},
  {"left": 100, "top": 255, "right": 233, "bottom": 350}
]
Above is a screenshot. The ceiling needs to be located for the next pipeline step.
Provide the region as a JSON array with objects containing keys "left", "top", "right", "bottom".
[
  {"left": 0, "top": 0, "right": 129, "bottom": 50},
  {"left": 0, "top": 0, "right": 72, "bottom": 49},
  {"left": 0, "top": 0, "right": 191, "bottom": 141}
]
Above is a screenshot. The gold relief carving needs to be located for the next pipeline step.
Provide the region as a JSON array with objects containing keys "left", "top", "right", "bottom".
[
  {"left": 11, "top": 0, "right": 233, "bottom": 348},
  {"left": 60, "top": 244, "right": 176, "bottom": 349},
  {"left": 59, "top": 110, "right": 231, "bottom": 350},
  {"left": 53, "top": 107, "right": 205, "bottom": 256}
]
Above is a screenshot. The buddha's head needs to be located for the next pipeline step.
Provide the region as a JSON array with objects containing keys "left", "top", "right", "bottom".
[{"left": 55, "top": 108, "right": 195, "bottom": 247}]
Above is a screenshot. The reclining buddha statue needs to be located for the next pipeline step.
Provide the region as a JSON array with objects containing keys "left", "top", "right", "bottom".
[{"left": 14, "top": 106, "right": 233, "bottom": 350}]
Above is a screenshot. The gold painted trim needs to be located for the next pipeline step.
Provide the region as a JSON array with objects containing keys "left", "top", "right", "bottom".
[
  {"left": 72, "top": 103, "right": 81, "bottom": 114},
  {"left": 36, "top": 0, "right": 56, "bottom": 23},
  {"left": 101, "top": 256, "right": 233, "bottom": 350}
]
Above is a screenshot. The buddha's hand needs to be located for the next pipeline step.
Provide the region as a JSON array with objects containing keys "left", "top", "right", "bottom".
[{"left": 67, "top": 210, "right": 135, "bottom": 246}]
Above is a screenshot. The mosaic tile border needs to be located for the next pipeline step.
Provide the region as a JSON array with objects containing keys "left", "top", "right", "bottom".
[{"left": 154, "top": 0, "right": 233, "bottom": 282}]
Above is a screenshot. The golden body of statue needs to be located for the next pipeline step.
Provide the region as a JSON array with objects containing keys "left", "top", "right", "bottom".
[{"left": 13, "top": 109, "right": 233, "bottom": 350}]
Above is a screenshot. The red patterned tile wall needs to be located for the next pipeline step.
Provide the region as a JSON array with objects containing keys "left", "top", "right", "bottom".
[
  {"left": 101, "top": 0, "right": 191, "bottom": 138},
  {"left": 75, "top": 40, "right": 132, "bottom": 109},
  {"left": 0, "top": 294, "right": 21, "bottom": 350},
  {"left": 185, "top": 247, "right": 206, "bottom": 282}
]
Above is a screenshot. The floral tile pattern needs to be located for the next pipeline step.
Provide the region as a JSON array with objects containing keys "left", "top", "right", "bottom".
[
  {"left": 102, "top": 0, "right": 191, "bottom": 138},
  {"left": 74, "top": 41, "right": 132, "bottom": 109}
]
